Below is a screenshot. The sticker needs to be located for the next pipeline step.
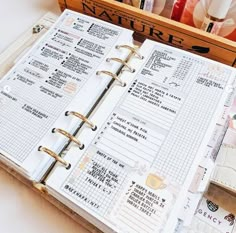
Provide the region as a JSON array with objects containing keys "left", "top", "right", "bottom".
[
  {"left": 108, "top": 171, "right": 174, "bottom": 233},
  {"left": 193, "top": 197, "right": 236, "bottom": 233}
]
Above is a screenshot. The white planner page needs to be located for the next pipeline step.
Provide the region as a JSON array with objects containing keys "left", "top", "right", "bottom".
[
  {"left": 177, "top": 89, "right": 236, "bottom": 227},
  {"left": 46, "top": 39, "right": 236, "bottom": 233},
  {"left": 0, "top": 9, "right": 133, "bottom": 181}
]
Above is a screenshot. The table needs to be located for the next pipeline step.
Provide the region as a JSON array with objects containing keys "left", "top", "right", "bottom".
[{"left": 0, "top": 1, "right": 89, "bottom": 232}]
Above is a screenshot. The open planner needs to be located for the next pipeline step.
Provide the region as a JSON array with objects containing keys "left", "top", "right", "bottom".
[{"left": 1, "top": 9, "right": 236, "bottom": 233}]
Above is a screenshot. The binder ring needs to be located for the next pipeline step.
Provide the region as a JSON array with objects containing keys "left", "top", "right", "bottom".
[
  {"left": 38, "top": 146, "right": 71, "bottom": 169},
  {"left": 65, "top": 111, "right": 97, "bottom": 131},
  {"left": 96, "top": 70, "right": 126, "bottom": 87},
  {"left": 115, "top": 45, "right": 144, "bottom": 60},
  {"left": 106, "top": 57, "right": 135, "bottom": 73},
  {"left": 52, "top": 128, "right": 84, "bottom": 149}
]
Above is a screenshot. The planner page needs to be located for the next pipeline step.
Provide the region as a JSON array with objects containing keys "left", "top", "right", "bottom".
[
  {"left": 46, "top": 39, "right": 236, "bottom": 233},
  {"left": 0, "top": 9, "right": 133, "bottom": 181},
  {"left": 176, "top": 90, "right": 236, "bottom": 228}
]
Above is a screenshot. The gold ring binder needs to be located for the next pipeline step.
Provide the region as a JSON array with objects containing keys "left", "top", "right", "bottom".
[
  {"left": 106, "top": 57, "right": 135, "bottom": 73},
  {"left": 96, "top": 70, "right": 126, "bottom": 87},
  {"left": 115, "top": 45, "right": 144, "bottom": 60},
  {"left": 38, "top": 146, "right": 71, "bottom": 169},
  {"left": 65, "top": 111, "right": 97, "bottom": 131},
  {"left": 52, "top": 128, "right": 84, "bottom": 149}
]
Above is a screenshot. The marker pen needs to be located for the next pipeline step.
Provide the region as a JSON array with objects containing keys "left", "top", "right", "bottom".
[{"left": 201, "top": 0, "right": 232, "bottom": 35}]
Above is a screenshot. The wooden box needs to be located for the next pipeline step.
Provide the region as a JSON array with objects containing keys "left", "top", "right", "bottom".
[{"left": 58, "top": 0, "right": 236, "bottom": 67}]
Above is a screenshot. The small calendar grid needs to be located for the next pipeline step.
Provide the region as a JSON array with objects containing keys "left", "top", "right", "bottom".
[
  {"left": 181, "top": 59, "right": 202, "bottom": 93},
  {"left": 171, "top": 58, "right": 194, "bottom": 83},
  {"left": 153, "top": 81, "right": 224, "bottom": 184},
  {"left": 63, "top": 151, "right": 127, "bottom": 216}
]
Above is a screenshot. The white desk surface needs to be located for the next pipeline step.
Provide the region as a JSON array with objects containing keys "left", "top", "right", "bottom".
[{"left": 0, "top": 1, "right": 89, "bottom": 232}]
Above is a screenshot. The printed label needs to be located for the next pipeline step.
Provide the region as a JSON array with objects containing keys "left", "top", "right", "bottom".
[{"left": 194, "top": 197, "right": 236, "bottom": 233}]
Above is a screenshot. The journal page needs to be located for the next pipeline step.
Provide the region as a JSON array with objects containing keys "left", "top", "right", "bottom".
[
  {"left": 46, "top": 39, "right": 236, "bottom": 233},
  {"left": 0, "top": 9, "right": 133, "bottom": 181},
  {"left": 176, "top": 89, "right": 236, "bottom": 228}
]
